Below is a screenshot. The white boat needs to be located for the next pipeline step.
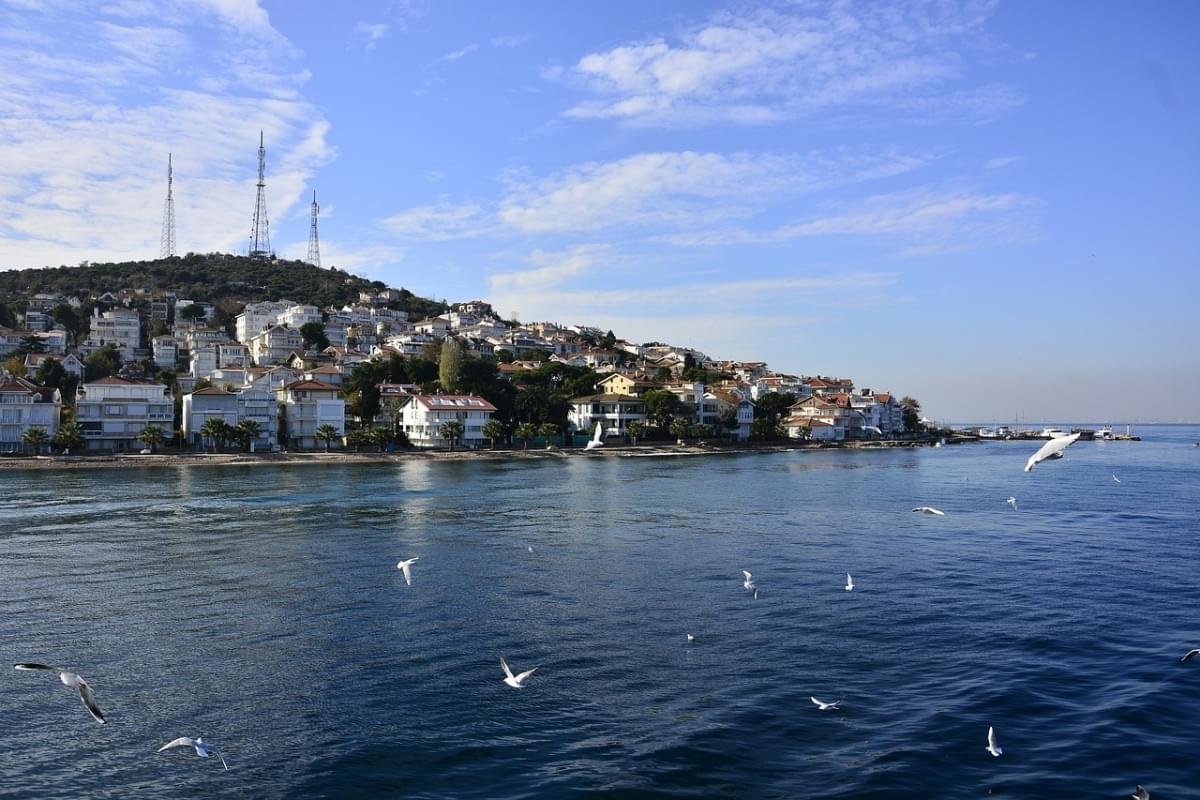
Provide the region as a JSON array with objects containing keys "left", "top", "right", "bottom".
[
  {"left": 1095, "top": 425, "right": 1115, "bottom": 440},
  {"left": 1039, "top": 427, "right": 1069, "bottom": 439}
]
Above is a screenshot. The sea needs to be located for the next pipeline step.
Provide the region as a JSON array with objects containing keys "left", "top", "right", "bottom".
[{"left": 2, "top": 425, "right": 1198, "bottom": 799}]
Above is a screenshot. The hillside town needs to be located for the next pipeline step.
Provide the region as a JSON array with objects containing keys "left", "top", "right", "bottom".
[{"left": 0, "top": 279, "right": 917, "bottom": 455}]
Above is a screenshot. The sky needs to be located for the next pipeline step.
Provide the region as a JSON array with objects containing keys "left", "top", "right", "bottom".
[{"left": 1, "top": 0, "right": 1198, "bottom": 422}]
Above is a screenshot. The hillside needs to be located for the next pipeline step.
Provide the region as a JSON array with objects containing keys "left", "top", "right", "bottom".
[{"left": 0, "top": 253, "right": 447, "bottom": 318}]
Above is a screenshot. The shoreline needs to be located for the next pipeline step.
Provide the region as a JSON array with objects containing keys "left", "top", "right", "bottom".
[{"left": 0, "top": 439, "right": 940, "bottom": 470}]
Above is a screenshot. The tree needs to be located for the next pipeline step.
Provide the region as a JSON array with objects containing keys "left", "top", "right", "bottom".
[
  {"left": 137, "top": 424, "right": 166, "bottom": 453},
  {"left": 235, "top": 418, "right": 262, "bottom": 451},
  {"left": 51, "top": 303, "right": 80, "bottom": 338},
  {"left": 3, "top": 355, "right": 26, "bottom": 375},
  {"left": 440, "top": 419, "right": 464, "bottom": 451},
  {"left": 13, "top": 334, "right": 44, "bottom": 357},
  {"left": 537, "top": 422, "right": 557, "bottom": 448},
  {"left": 482, "top": 419, "right": 506, "bottom": 449},
  {"left": 315, "top": 423, "right": 340, "bottom": 452},
  {"left": 751, "top": 417, "right": 784, "bottom": 441},
  {"left": 643, "top": 389, "right": 682, "bottom": 430},
  {"left": 515, "top": 422, "right": 537, "bottom": 449},
  {"left": 439, "top": 338, "right": 463, "bottom": 392},
  {"left": 345, "top": 429, "right": 369, "bottom": 452},
  {"left": 688, "top": 423, "right": 709, "bottom": 442},
  {"left": 84, "top": 344, "right": 122, "bottom": 381},
  {"left": 178, "top": 304, "right": 207, "bottom": 322},
  {"left": 369, "top": 427, "right": 393, "bottom": 452},
  {"left": 669, "top": 418, "right": 689, "bottom": 442},
  {"left": 900, "top": 396, "right": 922, "bottom": 434},
  {"left": 53, "top": 421, "right": 83, "bottom": 453},
  {"left": 200, "top": 417, "right": 231, "bottom": 452},
  {"left": 35, "top": 357, "right": 66, "bottom": 388},
  {"left": 599, "top": 329, "right": 617, "bottom": 349},
  {"left": 627, "top": 420, "right": 645, "bottom": 444},
  {"left": 21, "top": 426, "right": 49, "bottom": 455},
  {"left": 754, "top": 392, "right": 797, "bottom": 424},
  {"left": 59, "top": 373, "right": 79, "bottom": 405},
  {"left": 300, "top": 321, "right": 330, "bottom": 350}
]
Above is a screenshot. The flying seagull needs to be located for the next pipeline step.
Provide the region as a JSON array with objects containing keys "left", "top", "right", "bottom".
[
  {"left": 1007, "top": 496, "right": 1018, "bottom": 511},
  {"left": 500, "top": 656, "right": 538, "bottom": 689},
  {"left": 13, "top": 663, "right": 105, "bottom": 724},
  {"left": 1113, "top": 474, "right": 1122, "bottom": 483},
  {"left": 1024, "top": 433, "right": 1081, "bottom": 472},
  {"left": 396, "top": 557, "right": 419, "bottom": 586},
  {"left": 985, "top": 726, "right": 1002, "bottom": 757},
  {"left": 1180, "top": 649, "right": 1200, "bottom": 663},
  {"left": 1132, "top": 786, "right": 1150, "bottom": 800},
  {"left": 912, "top": 507, "right": 945, "bottom": 515},
  {"left": 845, "top": 573, "right": 854, "bottom": 592},
  {"left": 584, "top": 422, "right": 604, "bottom": 451},
  {"left": 742, "top": 569, "right": 759, "bottom": 599},
  {"left": 811, "top": 696, "right": 841, "bottom": 711},
  {"left": 158, "top": 737, "right": 229, "bottom": 770},
  {"left": 686, "top": 634, "right": 695, "bottom": 642}
]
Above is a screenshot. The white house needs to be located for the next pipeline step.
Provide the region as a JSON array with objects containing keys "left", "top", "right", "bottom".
[
  {"left": 277, "top": 379, "right": 344, "bottom": 450},
  {"left": 235, "top": 300, "right": 294, "bottom": 343},
  {"left": 397, "top": 394, "right": 497, "bottom": 449},
  {"left": 277, "top": 304, "right": 322, "bottom": 329},
  {"left": 87, "top": 308, "right": 141, "bottom": 358},
  {"left": 247, "top": 325, "right": 303, "bottom": 366},
  {"left": 152, "top": 335, "right": 177, "bottom": 369},
  {"left": 0, "top": 377, "right": 61, "bottom": 450},
  {"left": 24, "top": 353, "right": 84, "bottom": 381},
  {"left": 75, "top": 376, "right": 173, "bottom": 451},
  {"left": 181, "top": 386, "right": 239, "bottom": 446},
  {"left": 568, "top": 394, "right": 647, "bottom": 440}
]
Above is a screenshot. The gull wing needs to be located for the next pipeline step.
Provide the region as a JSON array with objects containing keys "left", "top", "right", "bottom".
[
  {"left": 400, "top": 563, "right": 412, "bottom": 585},
  {"left": 1181, "top": 649, "right": 1199, "bottom": 662},
  {"left": 159, "top": 737, "right": 196, "bottom": 752},
  {"left": 500, "top": 657, "right": 514, "bottom": 680},
  {"left": 1133, "top": 785, "right": 1150, "bottom": 800},
  {"left": 592, "top": 423, "right": 603, "bottom": 444},
  {"left": 1024, "top": 433, "right": 1080, "bottom": 472},
  {"left": 78, "top": 682, "right": 105, "bottom": 724},
  {"left": 14, "top": 663, "right": 59, "bottom": 673},
  {"left": 515, "top": 667, "right": 538, "bottom": 683},
  {"left": 811, "top": 697, "right": 823, "bottom": 707},
  {"left": 742, "top": 570, "right": 752, "bottom": 582}
]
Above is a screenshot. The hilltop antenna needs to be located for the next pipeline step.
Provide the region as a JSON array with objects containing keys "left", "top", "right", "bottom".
[
  {"left": 248, "top": 131, "right": 273, "bottom": 260},
  {"left": 159, "top": 153, "right": 176, "bottom": 258},
  {"left": 306, "top": 190, "right": 321, "bottom": 267}
]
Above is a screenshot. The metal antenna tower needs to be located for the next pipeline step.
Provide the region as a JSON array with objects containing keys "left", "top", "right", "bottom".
[
  {"left": 159, "top": 153, "right": 176, "bottom": 258},
  {"left": 248, "top": 130, "right": 273, "bottom": 260},
  {"left": 306, "top": 190, "right": 321, "bottom": 267}
]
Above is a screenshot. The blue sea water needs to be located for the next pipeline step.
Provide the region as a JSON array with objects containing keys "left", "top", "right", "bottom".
[{"left": 2, "top": 427, "right": 1199, "bottom": 799}]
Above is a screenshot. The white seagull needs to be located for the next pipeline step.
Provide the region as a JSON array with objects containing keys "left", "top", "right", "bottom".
[
  {"left": 811, "top": 696, "right": 841, "bottom": 711},
  {"left": 912, "top": 507, "right": 945, "bottom": 515},
  {"left": 742, "top": 569, "right": 759, "bottom": 599},
  {"left": 845, "top": 573, "right": 854, "bottom": 592},
  {"left": 686, "top": 634, "right": 695, "bottom": 642},
  {"left": 396, "top": 557, "right": 419, "bottom": 586},
  {"left": 500, "top": 656, "right": 538, "bottom": 689},
  {"left": 1132, "top": 785, "right": 1150, "bottom": 800},
  {"left": 1113, "top": 474, "right": 1122, "bottom": 483},
  {"left": 13, "top": 663, "right": 105, "bottom": 723},
  {"left": 584, "top": 422, "right": 604, "bottom": 451},
  {"left": 1180, "top": 648, "right": 1200, "bottom": 663},
  {"left": 1024, "top": 433, "right": 1081, "bottom": 472},
  {"left": 1007, "top": 496, "right": 1019, "bottom": 511},
  {"left": 158, "top": 737, "right": 229, "bottom": 770},
  {"left": 985, "top": 726, "right": 1002, "bottom": 757}
]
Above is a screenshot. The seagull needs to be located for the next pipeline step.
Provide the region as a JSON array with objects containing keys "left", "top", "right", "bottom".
[
  {"left": 13, "top": 663, "right": 105, "bottom": 723},
  {"left": 500, "top": 656, "right": 537, "bottom": 689},
  {"left": 528, "top": 545, "right": 534, "bottom": 553},
  {"left": 1132, "top": 785, "right": 1150, "bottom": 800},
  {"left": 1007, "top": 496, "right": 1018, "bottom": 511},
  {"left": 1024, "top": 432, "right": 1081, "bottom": 472},
  {"left": 743, "top": 569, "right": 759, "bottom": 598},
  {"left": 811, "top": 696, "right": 841, "bottom": 711},
  {"left": 686, "top": 634, "right": 695, "bottom": 642},
  {"left": 1180, "top": 648, "right": 1200, "bottom": 662},
  {"left": 158, "top": 737, "right": 229, "bottom": 770},
  {"left": 912, "top": 507, "right": 945, "bottom": 515},
  {"left": 1113, "top": 474, "right": 1121, "bottom": 483},
  {"left": 584, "top": 422, "right": 604, "bottom": 451},
  {"left": 985, "top": 726, "right": 1002, "bottom": 757},
  {"left": 396, "top": 557, "right": 419, "bottom": 586},
  {"left": 845, "top": 573, "right": 854, "bottom": 591}
]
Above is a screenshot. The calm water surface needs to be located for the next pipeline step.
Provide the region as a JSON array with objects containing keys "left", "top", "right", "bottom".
[{"left": 2, "top": 428, "right": 1199, "bottom": 798}]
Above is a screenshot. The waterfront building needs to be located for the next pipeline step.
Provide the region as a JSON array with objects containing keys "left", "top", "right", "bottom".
[
  {"left": 75, "top": 376, "right": 173, "bottom": 451},
  {"left": 568, "top": 394, "right": 647, "bottom": 440},
  {"left": 276, "top": 379, "right": 344, "bottom": 450},
  {"left": 397, "top": 394, "right": 497, "bottom": 449},
  {"left": 181, "top": 387, "right": 239, "bottom": 446},
  {"left": 0, "top": 377, "right": 61, "bottom": 450}
]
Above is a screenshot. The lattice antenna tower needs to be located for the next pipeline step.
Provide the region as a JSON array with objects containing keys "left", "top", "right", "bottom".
[
  {"left": 159, "top": 153, "right": 176, "bottom": 258},
  {"left": 306, "top": 190, "right": 321, "bottom": 267},
  {"left": 248, "top": 130, "right": 273, "bottom": 260}
]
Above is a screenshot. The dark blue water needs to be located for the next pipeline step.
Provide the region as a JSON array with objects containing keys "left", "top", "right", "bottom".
[{"left": 3, "top": 427, "right": 1199, "bottom": 799}]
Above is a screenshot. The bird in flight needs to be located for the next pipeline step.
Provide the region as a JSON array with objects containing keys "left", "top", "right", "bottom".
[
  {"left": 742, "top": 569, "right": 759, "bottom": 599},
  {"left": 500, "top": 656, "right": 538, "bottom": 689},
  {"left": 1007, "top": 496, "right": 1018, "bottom": 511},
  {"left": 686, "top": 634, "right": 695, "bottom": 643},
  {"left": 845, "top": 573, "right": 854, "bottom": 592},
  {"left": 985, "top": 726, "right": 1002, "bottom": 757},
  {"left": 13, "top": 663, "right": 105, "bottom": 724},
  {"left": 811, "top": 696, "right": 841, "bottom": 711},
  {"left": 1180, "top": 648, "right": 1200, "bottom": 663},
  {"left": 1024, "top": 433, "right": 1081, "bottom": 472},
  {"left": 396, "top": 557, "right": 419, "bottom": 586},
  {"left": 1131, "top": 785, "right": 1150, "bottom": 800},
  {"left": 912, "top": 507, "right": 945, "bottom": 515},
  {"left": 1113, "top": 474, "right": 1121, "bottom": 483},
  {"left": 158, "top": 737, "right": 229, "bottom": 770}
]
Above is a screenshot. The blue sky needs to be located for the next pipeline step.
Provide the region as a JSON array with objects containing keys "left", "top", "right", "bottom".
[{"left": 1, "top": 1, "right": 1198, "bottom": 421}]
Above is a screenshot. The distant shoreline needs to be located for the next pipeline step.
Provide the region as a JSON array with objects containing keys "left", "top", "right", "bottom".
[{"left": 0, "top": 439, "right": 940, "bottom": 470}]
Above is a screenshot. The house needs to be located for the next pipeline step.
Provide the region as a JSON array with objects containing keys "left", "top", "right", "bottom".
[
  {"left": 276, "top": 379, "right": 344, "bottom": 450},
  {"left": 276, "top": 304, "right": 322, "bottom": 329},
  {"left": 412, "top": 316, "right": 451, "bottom": 338},
  {"left": 181, "top": 387, "right": 239, "bottom": 447},
  {"left": 710, "top": 389, "right": 755, "bottom": 441},
  {"left": 23, "top": 353, "right": 84, "bottom": 381},
  {"left": 783, "top": 416, "right": 843, "bottom": 441},
  {"left": 0, "top": 326, "right": 26, "bottom": 356},
  {"left": 596, "top": 373, "right": 659, "bottom": 397},
  {"left": 152, "top": 335, "right": 178, "bottom": 369},
  {"left": 235, "top": 300, "right": 294, "bottom": 343},
  {"left": 74, "top": 376, "right": 173, "bottom": 451},
  {"left": 300, "top": 366, "right": 343, "bottom": 387},
  {"left": 237, "top": 386, "right": 279, "bottom": 450},
  {"left": 247, "top": 325, "right": 303, "bottom": 366},
  {"left": 568, "top": 394, "right": 647, "bottom": 440},
  {"left": 0, "top": 377, "right": 61, "bottom": 450},
  {"left": 86, "top": 308, "right": 141, "bottom": 358},
  {"left": 397, "top": 394, "right": 497, "bottom": 449}
]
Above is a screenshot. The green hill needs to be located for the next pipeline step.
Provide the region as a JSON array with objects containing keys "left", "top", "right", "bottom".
[{"left": 0, "top": 253, "right": 447, "bottom": 318}]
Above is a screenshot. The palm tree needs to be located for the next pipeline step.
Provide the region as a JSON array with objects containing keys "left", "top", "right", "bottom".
[
  {"left": 481, "top": 419, "right": 506, "bottom": 449},
  {"left": 315, "top": 423, "right": 340, "bottom": 452},
  {"left": 440, "top": 419, "right": 465, "bottom": 451},
  {"left": 515, "top": 422, "right": 537, "bottom": 450},
  {"left": 137, "top": 424, "right": 166, "bottom": 453},
  {"left": 537, "top": 422, "right": 558, "bottom": 448},
  {"left": 369, "top": 427, "right": 392, "bottom": 452},
  {"left": 688, "top": 423, "right": 709, "bottom": 443},
  {"left": 200, "top": 417, "right": 230, "bottom": 452},
  {"left": 345, "top": 429, "right": 368, "bottom": 452},
  {"left": 669, "top": 417, "right": 689, "bottom": 443},
  {"left": 627, "top": 420, "right": 645, "bottom": 444},
  {"left": 53, "top": 422, "right": 84, "bottom": 453},
  {"left": 236, "top": 419, "right": 262, "bottom": 452},
  {"left": 21, "top": 426, "right": 49, "bottom": 455}
]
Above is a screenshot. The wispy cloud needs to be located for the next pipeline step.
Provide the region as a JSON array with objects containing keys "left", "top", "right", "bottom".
[
  {"left": 437, "top": 43, "right": 478, "bottom": 62},
  {"left": 377, "top": 201, "right": 492, "bottom": 241},
  {"left": 554, "top": 1, "right": 1020, "bottom": 127},
  {"left": 490, "top": 32, "right": 531, "bottom": 48},
  {"left": 353, "top": 20, "right": 389, "bottom": 51}
]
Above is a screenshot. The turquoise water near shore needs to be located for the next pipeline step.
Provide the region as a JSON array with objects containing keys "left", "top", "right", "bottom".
[{"left": 2, "top": 427, "right": 1198, "bottom": 798}]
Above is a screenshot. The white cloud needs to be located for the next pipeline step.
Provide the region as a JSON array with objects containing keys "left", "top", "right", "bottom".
[
  {"left": 557, "top": 2, "right": 1019, "bottom": 127},
  {"left": 438, "top": 43, "right": 478, "bottom": 62},
  {"left": 353, "top": 20, "right": 389, "bottom": 50},
  {"left": 488, "top": 245, "right": 606, "bottom": 291},
  {"left": 377, "top": 201, "right": 492, "bottom": 241},
  {"left": 490, "top": 33, "right": 531, "bottom": 48}
]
